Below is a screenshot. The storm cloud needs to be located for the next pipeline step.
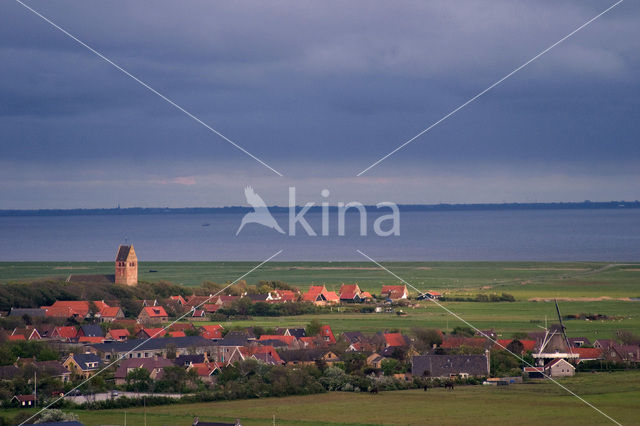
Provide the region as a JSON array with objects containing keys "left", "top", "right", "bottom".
[{"left": 0, "top": 0, "right": 638, "bottom": 208}]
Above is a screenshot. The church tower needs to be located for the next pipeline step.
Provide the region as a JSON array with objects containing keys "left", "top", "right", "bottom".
[{"left": 115, "top": 244, "right": 138, "bottom": 286}]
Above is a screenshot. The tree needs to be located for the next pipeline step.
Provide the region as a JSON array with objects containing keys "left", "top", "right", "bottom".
[
  {"left": 381, "top": 358, "right": 404, "bottom": 376},
  {"left": 451, "top": 326, "right": 474, "bottom": 337},
  {"left": 166, "top": 344, "right": 177, "bottom": 360},
  {"left": 305, "top": 319, "right": 322, "bottom": 337},
  {"left": 412, "top": 327, "right": 443, "bottom": 352},
  {"left": 125, "top": 367, "right": 152, "bottom": 392}
]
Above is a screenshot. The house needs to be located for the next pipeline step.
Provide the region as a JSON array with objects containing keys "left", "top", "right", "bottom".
[
  {"left": 29, "top": 360, "right": 71, "bottom": 383},
  {"left": 169, "top": 295, "right": 187, "bottom": 306},
  {"left": 88, "top": 336, "right": 217, "bottom": 362},
  {"left": 114, "top": 357, "right": 174, "bottom": 385},
  {"left": 115, "top": 244, "right": 138, "bottom": 286},
  {"left": 283, "top": 328, "right": 306, "bottom": 338},
  {"left": 269, "top": 289, "right": 298, "bottom": 303},
  {"left": 366, "top": 353, "right": 387, "bottom": 369},
  {"left": 544, "top": 358, "right": 575, "bottom": 377},
  {"left": 605, "top": 344, "right": 640, "bottom": 364},
  {"left": 96, "top": 305, "right": 125, "bottom": 323},
  {"left": 188, "top": 361, "right": 223, "bottom": 383},
  {"left": 169, "top": 323, "right": 195, "bottom": 333},
  {"left": 302, "top": 285, "right": 339, "bottom": 305},
  {"left": 138, "top": 306, "right": 169, "bottom": 324},
  {"left": 258, "top": 335, "right": 299, "bottom": 348},
  {"left": 209, "top": 334, "right": 249, "bottom": 365},
  {"left": 63, "top": 353, "right": 102, "bottom": 379},
  {"left": 383, "top": 332, "right": 410, "bottom": 348},
  {"left": 568, "top": 337, "right": 592, "bottom": 348},
  {"left": 411, "top": 354, "right": 490, "bottom": 378},
  {"left": 343, "top": 331, "right": 366, "bottom": 345},
  {"left": 279, "top": 349, "right": 340, "bottom": 367},
  {"left": 573, "top": 347, "right": 603, "bottom": 362},
  {"left": 239, "top": 345, "right": 283, "bottom": 365},
  {"left": 381, "top": 285, "right": 408, "bottom": 300},
  {"left": 51, "top": 326, "right": 78, "bottom": 342},
  {"left": 11, "top": 327, "right": 41, "bottom": 341},
  {"left": 34, "top": 324, "right": 55, "bottom": 339},
  {"left": 319, "top": 325, "right": 336, "bottom": 344},
  {"left": 78, "top": 325, "right": 104, "bottom": 338},
  {"left": 9, "top": 308, "right": 46, "bottom": 318},
  {"left": 339, "top": 284, "right": 363, "bottom": 303},
  {"left": 12, "top": 394, "right": 35, "bottom": 407},
  {"left": 174, "top": 354, "right": 208, "bottom": 367},
  {"left": 41, "top": 301, "right": 91, "bottom": 319},
  {"left": 137, "top": 328, "right": 167, "bottom": 339},
  {"left": 594, "top": 339, "right": 615, "bottom": 350},
  {"left": 106, "top": 329, "right": 130, "bottom": 341},
  {"left": 200, "top": 325, "right": 224, "bottom": 340}
]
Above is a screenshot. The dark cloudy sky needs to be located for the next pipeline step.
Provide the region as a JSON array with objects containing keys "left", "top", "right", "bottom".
[{"left": 1, "top": 0, "right": 638, "bottom": 208}]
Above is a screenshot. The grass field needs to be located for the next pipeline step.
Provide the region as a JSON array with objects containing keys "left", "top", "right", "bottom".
[
  {"left": 2, "top": 261, "right": 640, "bottom": 299},
  {"left": 201, "top": 299, "right": 640, "bottom": 342},
  {"left": 4, "top": 372, "right": 639, "bottom": 425}
]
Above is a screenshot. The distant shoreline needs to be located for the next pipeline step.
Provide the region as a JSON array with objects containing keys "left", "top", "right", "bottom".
[{"left": 1, "top": 201, "right": 638, "bottom": 217}]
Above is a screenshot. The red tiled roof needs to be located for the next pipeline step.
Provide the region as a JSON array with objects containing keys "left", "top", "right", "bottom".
[
  {"left": 259, "top": 335, "right": 297, "bottom": 346},
  {"left": 9, "top": 334, "right": 26, "bottom": 341},
  {"left": 523, "top": 366, "right": 544, "bottom": 373},
  {"left": 169, "top": 323, "right": 194, "bottom": 332},
  {"left": 303, "top": 286, "right": 325, "bottom": 302},
  {"left": 200, "top": 325, "right": 223, "bottom": 339},
  {"left": 340, "top": 284, "right": 361, "bottom": 300},
  {"left": 381, "top": 285, "right": 407, "bottom": 299},
  {"left": 169, "top": 331, "right": 186, "bottom": 338},
  {"left": 142, "top": 328, "right": 167, "bottom": 338},
  {"left": 360, "top": 291, "right": 373, "bottom": 299},
  {"left": 495, "top": 339, "right": 536, "bottom": 353},
  {"left": 202, "top": 304, "right": 220, "bottom": 313},
  {"left": 384, "top": 332, "right": 408, "bottom": 347},
  {"left": 53, "top": 326, "right": 78, "bottom": 339},
  {"left": 141, "top": 306, "right": 168, "bottom": 318},
  {"left": 107, "top": 329, "right": 130, "bottom": 339},
  {"left": 320, "top": 325, "right": 336, "bottom": 344},
  {"left": 99, "top": 306, "right": 121, "bottom": 318},
  {"left": 574, "top": 347, "right": 603, "bottom": 360},
  {"left": 191, "top": 362, "right": 223, "bottom": 376}
]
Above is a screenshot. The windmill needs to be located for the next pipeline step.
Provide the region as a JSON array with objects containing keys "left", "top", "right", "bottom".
[
  {"left": 554, "top": 299, "right": 574, "bottom": 355},
  {"left": 533, "top": 299, "right": 577, "bottom": 364}
]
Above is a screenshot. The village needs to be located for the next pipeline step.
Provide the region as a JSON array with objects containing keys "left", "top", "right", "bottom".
[{"left": 1, "top": 246, "right": 638, "bottom": 425}]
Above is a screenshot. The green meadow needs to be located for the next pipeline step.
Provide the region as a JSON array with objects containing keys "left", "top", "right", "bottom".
[
  {"left": 204, "top": 299, "right": 640, "bottom": 342},
  {"left": 1, "top": 261, "right": 639, "bottom": 299},
  {"left": 5, "top": 371, "right": 639, "bottom": 425}
]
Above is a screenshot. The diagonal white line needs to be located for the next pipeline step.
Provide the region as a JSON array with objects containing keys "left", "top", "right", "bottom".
[
  {"left": 18, "top": 249, "right": 283, "bottom": 426},
  {"left": 356, "top": 0, "right": 624, "bottom": 176},
  {"left": 15, "top": 0, "right": 284, "bottom": 177},
  {"left": 356, "top": 249, "right": 622, "bottom": 426}
]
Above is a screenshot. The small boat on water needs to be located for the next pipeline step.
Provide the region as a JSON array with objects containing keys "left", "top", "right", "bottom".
[{"left": 202, "top": 223, "right": 210, "bottom": 227}]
